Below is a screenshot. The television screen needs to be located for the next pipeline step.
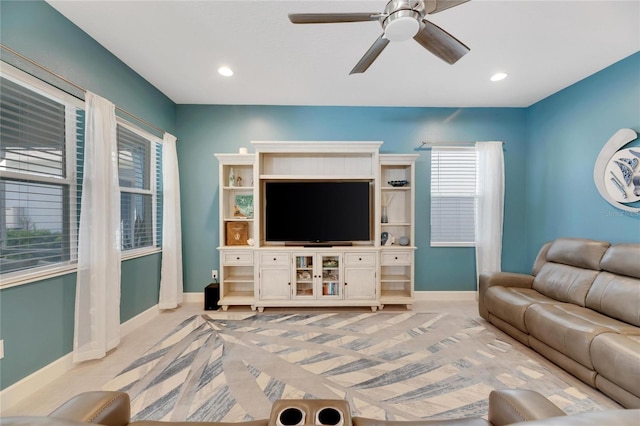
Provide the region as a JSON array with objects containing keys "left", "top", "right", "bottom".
[{"left": 265, "top": 181, "right": 371, "bottom": 243}]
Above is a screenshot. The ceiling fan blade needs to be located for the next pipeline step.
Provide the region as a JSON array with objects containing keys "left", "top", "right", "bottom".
[
  {"left": 350, "top": 35, "right": 390, "bottom": 75},
  {"left": 430, "top": 0, "right": 471, "bottom": 14},
  {"left": 289, "top": 13, "right": 380, "bottom": 24},
  {"left": 413, "top": 20, "right": 470, "bottom": 64}
]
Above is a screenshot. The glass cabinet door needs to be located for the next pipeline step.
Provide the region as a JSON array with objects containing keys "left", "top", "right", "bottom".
[
  {"left": 294, "top": 255, "right": 314, "bottom": 297},
  {"left": 321, "top": 255, "right": 340, "bottom": 297}
]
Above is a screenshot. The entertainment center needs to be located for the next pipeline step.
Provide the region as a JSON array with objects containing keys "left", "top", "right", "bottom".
[{"left": 215, "top": 141, "right": 417, "bottom": 312}]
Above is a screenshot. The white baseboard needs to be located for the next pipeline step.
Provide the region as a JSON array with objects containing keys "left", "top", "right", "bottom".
[
  {"left": 183, "top": 292, "right": 204, "bottom": 303},
  {"left": 179, "top": 291, "right": 477, "bottom": 304},
  {"left": 0, "top": 351, "right": 75, "bottom": 412},
  {"left": 0, "top": 303, "right": 159, "bottom": 412},
  {"left": 121, "top": 304, "right": 160, "bottom": 337},
  {"left": 179, "top": 292, "right": 478, "bottom": 303},
  {"left": 414, "top": 291, "right": 478, "bottom": 301}
]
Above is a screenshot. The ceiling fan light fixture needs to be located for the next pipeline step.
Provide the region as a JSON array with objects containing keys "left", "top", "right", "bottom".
[
  {"left": 288, "top": 0, "right": 471, "bottom": 74},
  {"left": 384, "top": 10, "right": 420, "bottom": 42}
]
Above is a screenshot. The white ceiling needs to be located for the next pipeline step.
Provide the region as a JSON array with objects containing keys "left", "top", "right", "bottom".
[{"left": 46, "top": 0, "right": 640, "bottom": 107}]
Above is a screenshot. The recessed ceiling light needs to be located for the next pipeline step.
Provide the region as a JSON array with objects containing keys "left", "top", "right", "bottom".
[
  {"left": 490, "top": 72, "right": 508, "bottom": 82},
  {"left": 218, "top": 66, "right": 234, "bottom": 77}
]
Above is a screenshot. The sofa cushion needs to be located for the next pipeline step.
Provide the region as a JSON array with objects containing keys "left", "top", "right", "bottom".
[
  {"left": 586, "top": 272, "right": 640, "bottom": 327},
  {"left": 532, "top": 263, "right": 599, "bottom": 307},
  {"left": 591, "top": 333, "right": 640, "bottom": 401},
  {"left": 524, "top": 303, "right": 638, "bottom": 370},
  {"left": 595, "top": 375, "right": 640, "bottom": 409},
  {"left": 484, "top": 287, "right": 556, "bottom": 333},
  {"left": 545, "top": 238, "right": 609, "bottom": 270},
  {"left": 600, "top": 244, "right": 640, "bottom": 279},
  {"left": 531, "top": 242, "right": 552, "bottom": 276}
]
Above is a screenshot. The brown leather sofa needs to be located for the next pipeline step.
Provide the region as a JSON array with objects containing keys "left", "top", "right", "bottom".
[
  {"left": 1, "top": 389, "right": 639, "bottom": 426},
  {"left": 479, "top": 238, "right": 640, "bottom": 408}
]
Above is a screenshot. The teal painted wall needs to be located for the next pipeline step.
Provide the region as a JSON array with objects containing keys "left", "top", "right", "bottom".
[
  {"left": 526, "top": 52, "right": 640, "bottom": 263},
  {"left": 0, "top": 275, "right": 75, "bottom": 389},
  {"left": 120, "top": 255, "right": 163, "bottom": 324},
  {"left": 0, "top": 254, "right": 161, "bottom": 389},
  {"left": 0, "top": 1, "right": 174, "bottom": 389},
  {"left": 175, "top": 105, "right": 529, "bottom": 293}
]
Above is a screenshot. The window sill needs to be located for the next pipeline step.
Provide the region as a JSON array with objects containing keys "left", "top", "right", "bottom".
[
  {"left": 0, "top": 248, "right": 162, "bottom": 290},
  {"left": 430, "top": 242, "right": 476, "bottom": 247},
  {"left": 121, "top": 247, "right": 162, "bottom": 261},
  {"left": 0, "top": 263, "right": 78, "bottom": 290}
]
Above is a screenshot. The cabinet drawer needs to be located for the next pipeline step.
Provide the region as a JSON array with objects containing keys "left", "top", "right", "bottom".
[
  {"left": 381, "top": 251, "right": 412, "bottom": 266},
  {"left": 222, "top": 251, "right": 254, "bottom": 265},
  {"left": 344, "top": 253, "right": 377, "bottom": 266},
  {"left": 259, "top": 252, "right": 290, "bottom": 266}
]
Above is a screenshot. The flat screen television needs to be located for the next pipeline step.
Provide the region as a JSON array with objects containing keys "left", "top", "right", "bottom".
[{"left": 265, "top": 181, "right": 371, "bottom": 244}]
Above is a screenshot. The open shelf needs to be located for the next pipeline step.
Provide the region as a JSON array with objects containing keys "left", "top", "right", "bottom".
[
  {"left": 381, "top": 274, "right": 411, "bottom": 281},
  {"left": 379, "top": 154, "right": 417, "bottom": 309},
  {"left": 381, "top": 186, "right": 411, "bottom": 191},
  {"left": 223, "top": 186, "right": 254, "bottom": 192},
  {"left": 223, "top": 290, "right": 254, "bottom": 298},
  {"left": 224, "top": 273, "right": 254, "bottom": 282},
  {"left": 380, "top": 289, "right": 412, "bottom": 298},
  {"left": 216, "top": 153, "right": 257, "bottom": 310}
]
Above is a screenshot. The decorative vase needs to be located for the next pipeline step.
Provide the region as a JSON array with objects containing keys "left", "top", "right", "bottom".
[
  {"left": 228, "top": 167, "right": 235, "bottom": 187},
  {"left": 381, "top": 205, "right": 388, "bottom": 223}
]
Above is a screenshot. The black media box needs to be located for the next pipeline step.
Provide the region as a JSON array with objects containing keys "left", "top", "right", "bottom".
[{"left": 204, "top": 283, "right": 220, "bottom": 310}]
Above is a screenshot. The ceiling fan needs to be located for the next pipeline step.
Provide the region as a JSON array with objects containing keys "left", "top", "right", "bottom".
[{"left": 289, "top": 0, "right": 471, "bottom": 74}]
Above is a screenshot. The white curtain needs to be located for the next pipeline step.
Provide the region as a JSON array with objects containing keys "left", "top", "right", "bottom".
[
  {"left": 74, "top": 92, "right": 121, "bottom": 363},
  {"left": 159, "top": 133, "right": 183, "bottom": 309},
  {"left": 475, "top": 141, "right": 505, "bottom": 288}
]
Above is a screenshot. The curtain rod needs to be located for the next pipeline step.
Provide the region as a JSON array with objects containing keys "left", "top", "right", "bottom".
[
  {"left": 416, "top": 141, "right": 506, "bottom": 150},
  {"left": 1, "top": 43, "right": 167, "bottom": 137}
]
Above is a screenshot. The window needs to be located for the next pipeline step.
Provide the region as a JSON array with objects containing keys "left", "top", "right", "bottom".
[
  {"left": 430, "top": 147, "right": 477, "bottom": 246},
  {"left": 0, "top": 63, "right": 164, "bottom": 285},
  {"left": 0, "top": 65, "right": 84, "bottom": 279},
  {"left": 117, "top": 122, "right": 162, "bottom": 253}
]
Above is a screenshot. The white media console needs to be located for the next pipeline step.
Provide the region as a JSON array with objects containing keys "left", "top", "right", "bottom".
[{"left": 215, "top": 141, "right": 417, "bottom": 311}]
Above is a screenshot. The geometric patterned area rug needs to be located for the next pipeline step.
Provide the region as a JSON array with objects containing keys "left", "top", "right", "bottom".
[{"left": 103, "top": 312, "right": 620, "bottom": 422}]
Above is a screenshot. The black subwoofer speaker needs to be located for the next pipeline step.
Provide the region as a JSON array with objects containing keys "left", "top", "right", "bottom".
[{"left": 204, "top": 283, "right": 220, "bottom": 310}]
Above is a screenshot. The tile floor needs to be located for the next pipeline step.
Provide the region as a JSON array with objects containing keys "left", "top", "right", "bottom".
[{"left": 0, "top": 300, "right": 613, "bottom": 418}]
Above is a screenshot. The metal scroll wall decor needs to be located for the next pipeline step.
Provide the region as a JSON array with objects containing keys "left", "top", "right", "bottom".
[{"left": 593, "top": 128, "right": 640, "bottom": 213}]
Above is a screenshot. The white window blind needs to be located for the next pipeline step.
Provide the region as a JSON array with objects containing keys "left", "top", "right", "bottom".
[
  {"left": 117, "top": 122, "right": 162, "bottom": 252},
  {"left": 0, "top": 68, "right": 83, "bottom": 278},
  {"left": 430, "top": 147, "right": 477, "bottom": 246}
]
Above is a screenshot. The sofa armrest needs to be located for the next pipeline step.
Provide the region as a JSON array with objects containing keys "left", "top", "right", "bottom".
[
  {"left": 487, "top": 390, "right": 565, "bottom": 425},
  {"left": 49, "top": 391, "right": 130, "bottom": 426},
  {"left": 506, "top": 409, "right": 640, "bottom": 425},
  {"left": 0, "top": 416, "right": 91, "bottom": 425},
  {"left": 479, "top": 273, "right": 534, "bottom": 320},
  {"left": 353, "top": 417, "right": 489, "bottom": 426}
]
